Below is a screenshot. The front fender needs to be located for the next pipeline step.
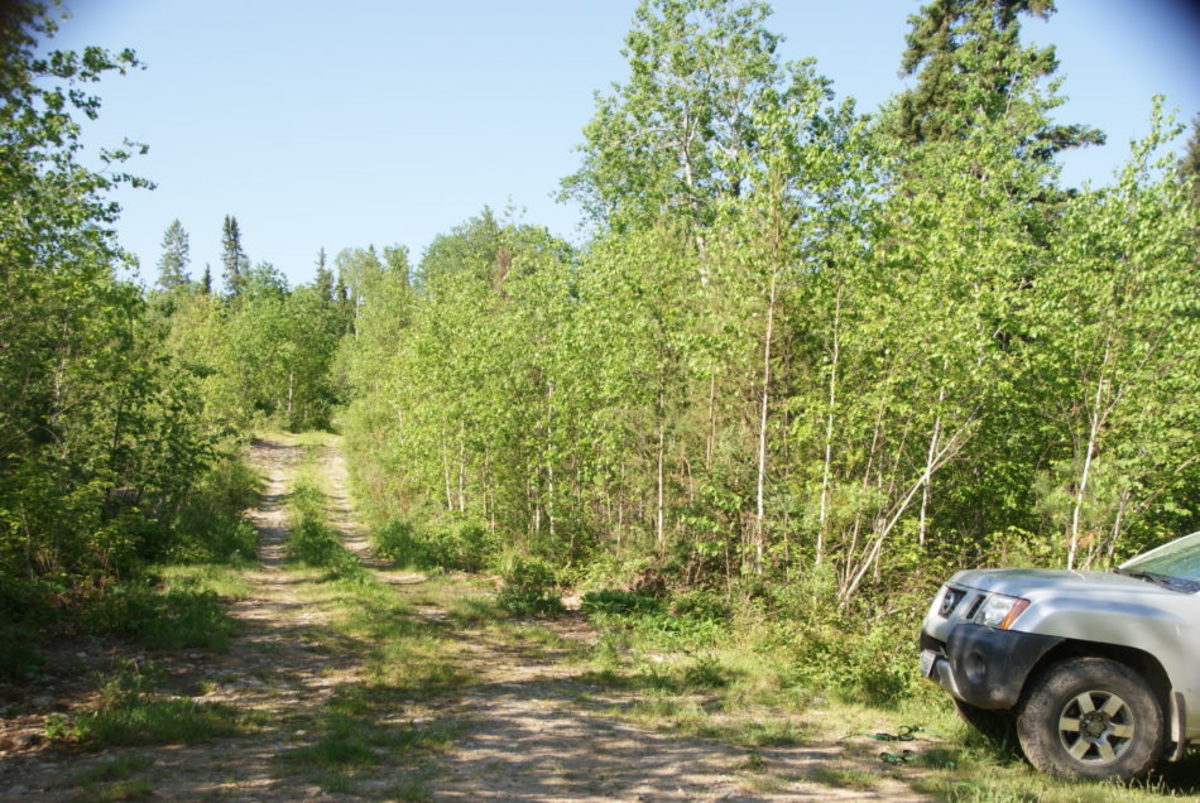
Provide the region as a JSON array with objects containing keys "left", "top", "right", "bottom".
[{"left": 933, "top": 624, "right": 1063, "bottom": 710}]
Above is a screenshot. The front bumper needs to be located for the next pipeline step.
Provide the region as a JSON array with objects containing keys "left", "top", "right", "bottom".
[{"left": 921, "top": 624, "right": 1062, "bottom": 710}]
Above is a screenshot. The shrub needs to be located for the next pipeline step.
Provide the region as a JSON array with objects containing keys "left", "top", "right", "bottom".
[
  {"left": 581, "top": 589, "right": 665, "bottom": 617},
  {"left": 86, "top": 583, "right": 234, "bottom": 651},
  {"left": 0, "top": 621, "right": 43, "bottom": 681},
  {"left": 374, "top": 519, "right": 439, "bottom": 568},
  {"left": 496, "top": 554, "right": 563, "bottom": 616},
  {"left": 373, "top": 518, "right": 496, "bottom": 572},
  {"left": 165, "top": 453, "right": 260, "bottom": 564}
]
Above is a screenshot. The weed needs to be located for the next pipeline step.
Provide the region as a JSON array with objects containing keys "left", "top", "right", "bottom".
[
  {"left": 313, "top": 771, "right": 355, "bottom": 793},
  {"left": 728, "top": 719, "right": 805, "bottom": 747},
  {"left": 71, "top": 754, "right": 155, "bottom": 785},
  {"left": 68, "top": 777, "right": 155, "bottom": 802},
  {"left": 46, "top": 659, "right": 243, "bottom": 749},
  {"left": 581, "top": 589, "right": 664, "bottom": 616},
  {"left": 77, "top": 697, "right": 242, "bottom": 747},
  {"left": 448, "top": 595, "right": 505, "bottom": 625},
  {"left": 810, "top": 765, "right": 878, "bottom": 790},
  {"left": 683, "top": 653, "right": 734, "bottom": 689},
  {"left": 386, "top": 774, "right": 434, "bottom": 801},
  {"left": 155, "top": 563, "right": 252, "bottom": 599},
  {"left": 285, "top": 476, "right": 366, "bottom": 580},
  {"left": 44, "top": 712, "right": 80, "bottom": 741}
]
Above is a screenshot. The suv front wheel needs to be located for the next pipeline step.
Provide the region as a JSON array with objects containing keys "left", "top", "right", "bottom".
[{"left": 1016, "top": 657, "right": 1164, "bottom": 780}]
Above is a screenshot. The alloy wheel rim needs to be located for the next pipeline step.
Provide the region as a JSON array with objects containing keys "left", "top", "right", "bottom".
[{"left": 1057, "top": 689, "right": 1135, "bottom": 764}]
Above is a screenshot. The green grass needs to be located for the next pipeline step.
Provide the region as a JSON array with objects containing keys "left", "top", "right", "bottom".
[
  {"left": 89, "top": 698, "right": 240, "bottom": 746},
  {"left": 809, "top": 765, "right": 880, "bottom": 790},
  {"left": 284, "top": 444, "right": 367, "bottom": 580},
  {"left": 71, "top": 754, "right": 155, "bottom": 785},
  {"left": 276, "top": 685, "right": 459, "bottom": 796},
  {"left": 44, "top": 659, "right": 247, "bottom": 750},
  {"left": 68, "top": 777, "right": 155, "bottom": 802},
  {"left": 155, "top": 563, "right": 252, "bottom": 599}
]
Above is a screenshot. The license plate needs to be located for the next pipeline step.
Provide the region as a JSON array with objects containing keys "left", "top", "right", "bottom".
[{"left": 920, "top": 649, "right": 938, "bottom": 678}]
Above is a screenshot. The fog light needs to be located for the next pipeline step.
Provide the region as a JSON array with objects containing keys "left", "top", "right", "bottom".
[{"left": 965, "top": 651, "right": 986, "bottom": 684}]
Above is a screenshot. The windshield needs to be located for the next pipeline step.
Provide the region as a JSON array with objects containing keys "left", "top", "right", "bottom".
[{"left": 1120, "top": 531, "right": 1200, "bottom": 584}]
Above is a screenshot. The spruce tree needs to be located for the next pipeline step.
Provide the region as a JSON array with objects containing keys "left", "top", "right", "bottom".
[
  {"left": 888, "top": 0, "right": 1103, "bottom": 157},
  {"left": 221, "top": 214, "right": 246, "bottom": 296},
  {"left": 314, "top": 247, "right": 334, "bottom": 302},
  {"left": 1182, "top": 114, "right": 1200, "bottom": 210},
  {"left": 156, "top": 218, "right": 190, "bottom": 290}
]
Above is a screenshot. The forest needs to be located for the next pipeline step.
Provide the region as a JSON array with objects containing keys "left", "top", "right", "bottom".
[{"left": 3, "top": 0, "right": 1200, "bottom": 700}]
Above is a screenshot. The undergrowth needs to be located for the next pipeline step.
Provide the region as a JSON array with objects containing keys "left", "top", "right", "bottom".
[{"left": 1, "top": 448, "right": 259, "bottom": 679}]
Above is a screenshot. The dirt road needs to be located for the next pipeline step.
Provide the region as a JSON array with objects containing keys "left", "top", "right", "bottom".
[{"left": 0, "top": 436, "right": 930, "bottom": 801}]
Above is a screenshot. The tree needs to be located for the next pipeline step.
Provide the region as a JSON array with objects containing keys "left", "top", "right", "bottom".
[
  {"left": 561, "top": 0, "right": 831, "bottom": 244},
  {"left": 156, "top": 218, "right": 190, "bottom": 290},
  {"left": 221, "top": 214, "right": 246, "bottom": 297},
  {"left": 314, "top": 247, "right": 334, "bottom": 302},
  {"left": 1023, "top": 106, "right": 1200, "bottom": 568},
  {"left": 0, "top": 2, "right": 210, "bottom": 600},
  {"left": 1182, "top": 114, "right": 1200, "bottom": 210},
  {"left": 886, "top": 0, "right": 1102, "bottom": 158}
]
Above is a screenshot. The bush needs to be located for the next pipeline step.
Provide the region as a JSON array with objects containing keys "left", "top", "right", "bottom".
[
  {"left": 285, "top": 480, "right": 364, "bottom": 580},
  {"left": 496, "top": 554, "right": 563, "bottom": 616},
  {"left": 165, "top": 453, "right": 260, "bottom": 564},
  {"left": 86, "top": 583, "right": 234, "bottom": 651},
  {"left": 373, "top": 518, "right": 496, "bottom": 572},
  {"left": 752, "top": 578, "right": 928, "bottom": 707},
  {"left": 374, "top": 519, "right": 439, "bottom": 568},
  {"left": 0, "top": 621, "right": 44, "bottom": 681}
]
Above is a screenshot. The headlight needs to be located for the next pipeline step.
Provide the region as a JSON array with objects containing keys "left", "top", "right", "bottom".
[{"left": 974, "top": 593, "right": 1030, "bottom": 630}]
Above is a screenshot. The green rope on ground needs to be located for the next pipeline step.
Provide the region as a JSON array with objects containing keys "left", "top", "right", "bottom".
[
  {"left": 839, "top": 724, "right": 943, "bottom": 765},
  {"left": 879, "top": 748, "right": 917, "bottom": 765},
  {"left": 843, "top": 724, "right": 926, "bottom": 742}
]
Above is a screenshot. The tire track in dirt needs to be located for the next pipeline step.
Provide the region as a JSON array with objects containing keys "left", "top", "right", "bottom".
[{"left": 0, "top": 436, "right": 367, "bottom": 800}]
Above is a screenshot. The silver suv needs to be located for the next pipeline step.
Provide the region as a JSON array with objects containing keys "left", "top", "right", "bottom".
[{"left": 919, "top": 531, "right": 1200, "bottom": 779}]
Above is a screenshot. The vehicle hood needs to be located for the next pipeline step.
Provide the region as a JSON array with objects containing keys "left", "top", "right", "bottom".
[{"left": 948, "top": 567, "right": 1193, "bottom": 602}]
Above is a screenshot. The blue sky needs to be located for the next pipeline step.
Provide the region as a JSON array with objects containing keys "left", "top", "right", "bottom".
[{"left": 53, "top": 1, "right": 1200, "bottom": 288}]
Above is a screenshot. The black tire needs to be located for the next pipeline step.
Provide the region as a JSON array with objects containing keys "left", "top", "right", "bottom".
[
  {"left": 955, "top": 698, "right": 1016, "bottom": 747},
  {"left": 1016, "top": 657, "right": 1164, "bottom": 780}
]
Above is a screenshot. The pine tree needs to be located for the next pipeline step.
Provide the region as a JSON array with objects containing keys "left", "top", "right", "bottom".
[
  {"left": 201, "top": 264, "right": 212, "bottom": 294},
  {"left": 221, "top": 214, "right": 246, "bottom": 296},
  {"left": 156, "top": 218, "right": 190, "bottom": 290}
]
